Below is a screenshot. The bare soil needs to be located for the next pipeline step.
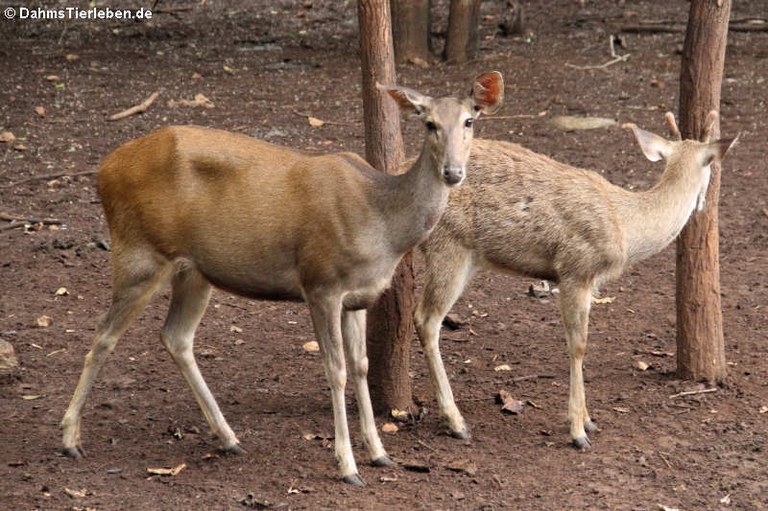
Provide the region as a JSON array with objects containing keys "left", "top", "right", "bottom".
[{"left": 1, "top": 1, "right": 766, "bottom": 510}]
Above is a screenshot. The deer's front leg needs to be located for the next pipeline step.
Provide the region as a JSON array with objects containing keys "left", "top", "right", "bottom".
[
  {"left": 558, "top": 282, "right": 596, "bottom": 450},
  {"left": 308, "top": 297, "right": 363, "bottom": 486},
  {"left": 341, "top": 309, "right": 394, "bottom": 468}
]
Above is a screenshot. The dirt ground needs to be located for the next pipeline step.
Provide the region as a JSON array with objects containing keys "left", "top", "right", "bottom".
[{"left": 1, "top": 1, "right": 766, "bottom": 509}]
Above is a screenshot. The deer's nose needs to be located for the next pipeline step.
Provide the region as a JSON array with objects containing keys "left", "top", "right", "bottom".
[{"left": 442, "top": 165, "right": 465, "bottom": 186}]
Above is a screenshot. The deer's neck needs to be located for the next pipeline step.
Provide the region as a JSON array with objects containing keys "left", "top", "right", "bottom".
[
  {"left": 373, "top": 148, "right": 449, "bottom": 257},
  {"left": 621, "top": 161, "right": 706, "bottom": 265}
]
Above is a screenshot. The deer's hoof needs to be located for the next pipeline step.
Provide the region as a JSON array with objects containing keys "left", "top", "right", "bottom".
[
  {"left": 219, "top": 443, "right": 245, "bottom": 455},
  {"left": 342, "top": 473, "right": 366, "bottom": 486},
  {"left": 450, "top": 426, "right": 471, "bottom": 440},
  {"left": 372, "top": 455, "right": 396, "bottom": 468},
  {"left": 572, "top": 436, "right": 592, "bottom": 451},
  {"left": 584, "top": 420, "right": 598, "bottom": 434},
  {"left": 63, "top": 446, "right": 85, "bottom": 459}
]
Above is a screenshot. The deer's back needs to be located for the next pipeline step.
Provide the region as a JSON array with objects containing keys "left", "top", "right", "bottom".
[
  {"left": 430, "top": 139, "right": 627, "bottom": 283},
  {"left": 98, "top": 126, "right": 389, "bottom": 299}
]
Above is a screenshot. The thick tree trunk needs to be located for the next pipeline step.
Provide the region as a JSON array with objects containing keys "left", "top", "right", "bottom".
[
  {"left": 357, "top": 0, "right": 415, "bottom": 415},
  {"left": 390, "top": 0, "right": 431, "bottom": 65},
  {"left": 676, "top": 0, "right": 731, "bottom": 382},
  {"left": 443, "top": 0, "right": 481, "bottom": 63}
]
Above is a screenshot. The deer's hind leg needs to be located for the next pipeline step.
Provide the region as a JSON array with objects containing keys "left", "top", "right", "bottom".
[
  {"left": 160, "top": 263, "right": 241, "bottom": 453},
  {"left": 414, "top": 240, "right": 475, "bottom": 439},
  {"left": 62, "top": 248, "right": 172, "bottom": 457}
]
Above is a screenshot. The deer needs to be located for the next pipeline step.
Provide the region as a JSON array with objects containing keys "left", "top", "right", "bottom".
[
  {"left": 413, "top": 111, "right": 736, "bottom": 450},
  {"left": 60, "top": 71, "right": 504, "bottom": 486}
]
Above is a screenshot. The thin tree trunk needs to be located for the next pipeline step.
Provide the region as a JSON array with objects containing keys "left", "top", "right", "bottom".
[
  {"left": 444, "top": 0, "right": 481, "bottom": 63},
  {"left": 390, "top": 0, "right": 431, "bottom": 65},
  {"left": 357, "top": 0, "right": 414, "bottom": 415},
  {"left": 676, "top": 0, "right": 731, "bottom": 383}
]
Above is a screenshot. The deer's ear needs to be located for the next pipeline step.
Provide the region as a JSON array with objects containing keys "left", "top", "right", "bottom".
[
  {"left": 378, "top": 83, "right": 433, "bottom": 116},
  {"left": 702, "top": 137, "right": 738, "bottom": 167},
  {"left": 470, "top": 71, "right": 504, "bottom": 116},
  {"left": 624, "top": 123, "right": 673, "bottom": 162}
]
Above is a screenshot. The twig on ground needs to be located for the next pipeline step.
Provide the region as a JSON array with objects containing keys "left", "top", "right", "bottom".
[
  {"left": 669, "top": 388, "right": 718, "bottom": 399},
  {"left": 0, "top": 212, "right": 64, "bottom": 231},
  {"left": 513, "top": 374, "right": 556, "bottom": 382},
  {"left": 0, "top": 170, "right": 97, "bottom": 189},
  {"left": 108, "top": 91, "right": 160, "bottom": 121},
  {"left": 566, "top": 34, "right": 629, "bottom": 70}
]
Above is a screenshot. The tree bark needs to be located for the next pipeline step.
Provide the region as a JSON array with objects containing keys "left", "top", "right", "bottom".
[
  {"left": 357, "top": 0, "right": 414, "bottom": 415},
  {"left": 390, "top": 0, "right": 431, "bottom": 65},
  {"left": 676, "top": 0, "right": 731, "bottom": 383},
  {"left": 443, "top": 0, "right": 482, "bottom": 63}
]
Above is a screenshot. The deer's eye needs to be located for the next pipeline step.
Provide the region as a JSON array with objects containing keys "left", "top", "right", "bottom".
[
  {"left": 464, "top": 118, "right": 474, "bottom": 128},
  {"left": 425, "top": 121, "right": 437, "bottom": 132}
]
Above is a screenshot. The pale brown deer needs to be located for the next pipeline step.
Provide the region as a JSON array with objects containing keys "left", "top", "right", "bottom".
[
  {"left": 414, "top": 111, "right": 735, "bottom": 449},
  {"left": 61, "top": 72, "right": 504, "bottom": 485}
]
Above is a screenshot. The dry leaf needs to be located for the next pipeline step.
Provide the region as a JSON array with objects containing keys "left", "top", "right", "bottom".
[
  {"left": 223, "top": 65, "right": 235, "bottom": 74},
  {"left": 497, "top": 389, "right": 525, "bottom": 414},
  {"left": 758, "top": 406, "right": 767, "bottom": 414},
  {"left": 45, "top": 75, "right": 61, "bottom": 82},
  {"left": 302, "top": 340, "right": 320, "bottom": 352},
  {"left": 381, "top": 422, "right": 399, "bottom": 434},
  {"left": 147, "top": 463, "right": 186, "bottom": 476},
  {"left": 308, "top": 116, "right": 325, "bottom": 127},
  {"left": 36, "top": 315, "right": 53, "bottom": 328},
  {"left": 22, "top": 394, "right": 43, "bottom": 400},
  {"left": 592, "top": 296, "right": 615, "bottom": 304},
  {"left": 446, "top": 459, "right": 478, "bottom": 476},
  {"left": 0, "top": 131, "right": 16, "bottom": 143},
  {"left": 13, "top": 144, "right": 28, "bottom": 152},
  {"left": 191, "top": 72, "right": 203, "bottom": 80},
  {"left": 55, "top": 287, "right": 69, "bottom": 296},
  {"left": 612, "top": 406, "right": 630, "bottom": 414},
  {"left": 635, "top": 360, "right": 650, "bottom": 371},
  {"left": 35, "top": 106, "right": 46, "bottom": 117},
  {"left": 230, "top": 325, "right": 243, "bottom": 333},
  {"left": 494, "top": 364, "right": 512, "bottom": 372},
  {"left": 192, "top": 93, "right": 214, "bottom": 108},
  {"left": 65, "top": 53, "right": 79, "bottom": 61},
  {"left": 390, "top": 408, "right": 409, "bottom": 420},
  {"left": 63, "top": 487, "right": 88, "bottom": 498}
]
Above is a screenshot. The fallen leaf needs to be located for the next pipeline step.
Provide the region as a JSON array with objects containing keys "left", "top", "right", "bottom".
[
  {"left": 759, "top": 406, "right": 767, "bottom": 414},
  {"left": 497, "top": 389, "right": 525, "bottom": 414},
  {"left": 192, "top": 93, "right": 214, "bottom": 108},
  {"left": 302, "top": 340, "right": 320, "bottom": 352},
  {"left": 22, "top": 395, "right": 43, "bottom": 400},
  {"left": 658, "top": 506, "right": 680, "bottom": 511},
  {"left": 191, "top": 72, "right": 203, "bottom": 80},
  {"left": 720, "top": 494, "right": 731, "bottom": 505},
  {"left": 592, "top": 296, "right": 615, "bottom": 304},
  {"left": 45, "top": 75, "right": 61, "bottom": 82},
  {"left": 63, "top": 487, "right": 88, "bottom": 498},
  {"left": 635, "top": 360, "right": 650, "bottom": 371},
  {"left": 36, "top": 315, "right": 53, "bottom": 328},
  {"left": 35, "top": 106, "right": 46, "bottom": 117},
  {"left": 147, "top": 463, "right": 186, "bottom": 476},
  {"left": 308, "top": 116, "right": 325, "bottom": 127},
  {"left": 12, "top": 144, "right": 27, "bottom": 152},
  {"left": 55, "top": 287, "right": 69, "bottom": 296},
  {"left": 230, "top": 325, "right": 243, "bottom": 333},
  {"left": 612, "top": 406, "right": 631, "bottom": 414},
  {"left": 379, "top": 474, "right": 398, "bottom": 482},
  {"left": 494, "top": 364, "right": 512, "bottom": 372},
  {"left": 0, "top": 131, "right": 16, "bottom": 143},
  {"left": 223, "top": 65, "right": 235, "bottom": 74},
  {"left": 390, "top": 408, "right": 410, "bottom": 420},
  {"left": 446, "top": 458, "right": 478, "bottom": 476},
  {"left": 381, "top": 422, "right": 399, "bottom": 434},
  {"left": 65, "top": 53, "right": 79, "bottom": 61}
]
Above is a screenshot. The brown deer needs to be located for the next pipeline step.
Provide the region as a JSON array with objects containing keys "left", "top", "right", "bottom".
[
  {"left": 60, "top": 72, "right": 504, "bottom": 485},
  {"left": 414, "top": 111, "right": 735, "bottom": 449}
]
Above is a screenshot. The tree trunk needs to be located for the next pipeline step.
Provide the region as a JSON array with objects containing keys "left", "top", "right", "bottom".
[
  {"left": 390, "top": 0, "right": 431, "bottom": 65},
  {"left": 357, "top": 0, "right": 415, "bottom": 415},
  {"left": 676, "top": 0, "right": 731, "bottom": 383},
  {"left": 443, "top": 0, "right": 482, "bottom": 63}
]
